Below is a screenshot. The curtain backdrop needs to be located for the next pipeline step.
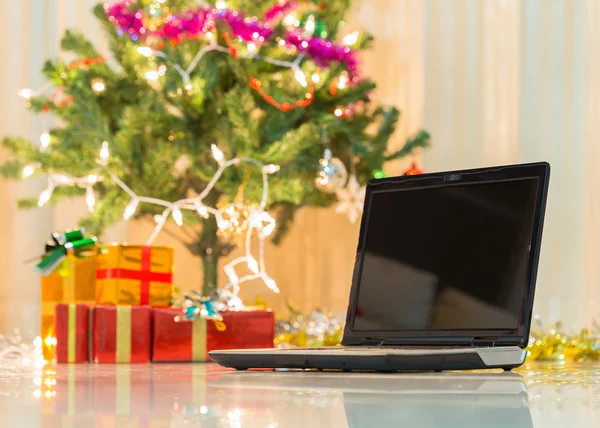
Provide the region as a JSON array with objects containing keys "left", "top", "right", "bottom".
[{"left": 1, "top": 0, "right": 598, "bottom": 337}]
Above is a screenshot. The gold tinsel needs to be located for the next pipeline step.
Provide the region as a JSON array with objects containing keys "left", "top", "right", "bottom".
[{"left": 526, "top": 322, "right": 600, "bottom": 362}]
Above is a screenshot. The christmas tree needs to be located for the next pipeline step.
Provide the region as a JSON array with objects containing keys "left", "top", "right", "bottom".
[{"left": 1, "top": 0, "right": 428, "bottom": 296}]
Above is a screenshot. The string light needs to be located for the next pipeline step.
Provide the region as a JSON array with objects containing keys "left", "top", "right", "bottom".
[
  {"left": 334, "top": 108, "right": 343, "bottom": 117},
  {"left": 283, "top": 14, "right": 297, "bottom": 27},
  {"left": 194, "top": 201, "right": 209, "bottom": 218},
  {"left": 18, "top": 88, "right": 34, "bottom": 100},
  {"left": 39, "top": 132, "right": 51, "bottom": 150},
  {"left": 123, "top": 198, "right": 139, "bottom": 220},
  {"left": 85, "top": 186, "right": 96, "bottom": 212},
  {"left": 22, "top": 163, "right": 38, "bottom": 179},
  {"left": 211, "top": 144, "right": 224, "bottom": 165},
  {"left": 38, "top": 186, "right": 54, "bottom": 207},
  {"left": 293, "top": 68, "right": 308, "bottom": 87},
  {"left": 91, "top": 79, "right": 106, "bottom": 92},
  {"left": 343, "top": 31, "right": 359, "bottom": 46},
  {"left": 136, "top": 46, "right": 153, "bottom": 57},
  {"left": 247, "top": 42, "right": 257, "bottom": 54},
  {"left": 215, "top": 0, "right": 227, "bottom": 10},
  {"left": 99, "top": 141, "right": 110, "bottom": 164},
  {"left": 338, "top": 74, "right": 348, "bottom": 90},
  {"left": 171, "top": 206, "right": 184, "bottom": 226},
  {"left": 304, "top": 15, "right": 315, "bottom": 35},
  {"left": 311, "top": 73, "right": 320, "bottom": 83},
  {"left": 263, "top": 164, "right": 280, "bottom": 174},
  {"left": 145, "top": 70, "right": 159, "bottom": 81}
]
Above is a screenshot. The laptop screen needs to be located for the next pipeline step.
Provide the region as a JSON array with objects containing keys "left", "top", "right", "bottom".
[{"left": 352, "top": 177, "right": 539, "bottom": 331}]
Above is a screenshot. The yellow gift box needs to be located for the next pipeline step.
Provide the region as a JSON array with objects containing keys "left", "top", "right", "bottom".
[
  {"left": 41, "top": 250, "right": 96, "bottom": 361},
  {"left": 95, "top": 244, "right": 173, "bottom": 307}
]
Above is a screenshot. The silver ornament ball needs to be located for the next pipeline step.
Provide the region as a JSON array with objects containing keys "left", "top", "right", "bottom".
[{"left": 315, "top": 156, "right": 348, "bottom": 193}]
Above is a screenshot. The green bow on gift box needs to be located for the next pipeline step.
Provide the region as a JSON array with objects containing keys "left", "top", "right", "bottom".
[{"left": 35, "top": 229, "right": 96, "bottom": 276}]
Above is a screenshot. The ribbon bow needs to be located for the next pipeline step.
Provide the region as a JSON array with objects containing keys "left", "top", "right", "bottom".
[{"left": 35, "top": 229, "right": 96, "bottom": 276}]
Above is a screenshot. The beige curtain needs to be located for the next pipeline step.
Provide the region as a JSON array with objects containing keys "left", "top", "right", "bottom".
[{"left": 1, "top": 0, "right": 598, "bottom": 336}]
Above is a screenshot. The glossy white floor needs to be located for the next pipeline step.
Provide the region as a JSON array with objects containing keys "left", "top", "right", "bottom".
[{"left": 0, "top": 362, "right": 599, "bottom": 427}]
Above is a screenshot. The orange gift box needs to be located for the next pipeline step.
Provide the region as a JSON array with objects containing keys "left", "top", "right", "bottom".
[
  {"left": 152, "top": 309, "right": 275, "bottom": 362},
  {"left": 96, "top": 244, "right": 173, "bottom": 306},
  {"left": 41, "top": 251, "right": 96, "bottom": 361}
]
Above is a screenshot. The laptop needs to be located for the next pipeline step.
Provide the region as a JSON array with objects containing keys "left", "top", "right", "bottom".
[{"left": 210, "top": 162, "right": 550, "bottom": 372}]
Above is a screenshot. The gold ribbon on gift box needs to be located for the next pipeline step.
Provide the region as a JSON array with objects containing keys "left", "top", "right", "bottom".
[
  {"left": 191, "top": 317, "right": 207, "bottom": 362},
  {"left": 116, "top": 306, "right": 132, "bottom": 363}
]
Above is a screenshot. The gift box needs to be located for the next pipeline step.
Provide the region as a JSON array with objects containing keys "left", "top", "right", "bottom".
[
  {"left": 96, "top": 244, "right": 173, "bottom": 306},
  {"left": 55, "top": 303, "right": 90, "bottom": 363},
  {"left": 92, "top": 305, "right": 152, "bottom": 363},
  {"left": 39, "top": 230, "right": 97, "bottom": 361},
  {"left": 152, "top": 309, "right": 275, "bottom": 362}
]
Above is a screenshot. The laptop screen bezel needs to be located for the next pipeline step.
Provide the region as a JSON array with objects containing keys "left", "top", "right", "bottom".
[{"left": 341, "top": 162, "right": 550, "bottom": 348}]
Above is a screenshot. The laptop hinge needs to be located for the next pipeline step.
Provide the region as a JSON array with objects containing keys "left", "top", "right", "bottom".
[
  {"left": 361, "top": 337, "right": 385, "bottom": 346},
  {"left": 471, "top": 337, "right": 498, "bottom": 347}
]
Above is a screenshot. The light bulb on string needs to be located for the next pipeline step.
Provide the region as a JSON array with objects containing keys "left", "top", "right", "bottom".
[
  {"left": 304, "top": 15, "right": 315, "bottom": 35},
  {"left": 85, "top": 186, "right": 96, "bottom": 212},
  {"left": 86, "top": 174, "right": 99, "bottom": 184},
  {"left": 145, "top": 70, "right": 159, "bottom": 82},
  {"left": 194, "top": 200, "right": 209, "bottom": 218},
  {"left": 40, "top": 132, "right": 51, "bottom": 150},
  {"left": 283, "top": 14, "right": 296, "bottom": 27},
  {"left": 211, "top": 144, "right": 225, "bottom": 165},
  {"left": 136, "top": 46, "right": 153, "bottom": 57},
  {"left": 293, "top": 68, "right": 307, "bottom": 87},
  {"left": 261, "top": 274, "right": 280, "bottom": 293},
  {"left": 262, "top": 164, "right": 280, "bottom": 174},
  {"left": 247, "top": 42, "right": 257, "bottom": 54},
  {"left": 22, "top": 163, "right": 37, "bottom": 179},
  {"left": 225, "top": 265, "right": 239, "bottom": 285},
  {"left": 334, "top": 108, "right": 343, "bottom": 117},
  {"left": 215, "top": 0, "right": 227, "bottom": 10},
  {"left": 123, "top": 198, "right": 139, "bottom": 220},
  {"left": 154, "top": 214, "right": 166, "bottom": 224},
  {"left": 38, "top": 185, "right": 54, "bottom": 207},
  {"left": 247, "top": 257, "right": 259, "bottom": 274},
  {"left": 52, "top": 174, "right": 73, "bottom": 185},
  {"left": 18, "top": 88, "right": 34, "bottom": 100},
  {"left": 172, "top": 206, "right": 183, "bottom": 226},
  {"left": 338, "top": 74, "right": 348, "bottom": 90},
  {"left": 311, "top": 74, "right": 320, "bottom": 84},
  {"left": 343, "top": 31, "right": 359, "bottom": 45},
  {"left": 99, "top": 141, "right": 110, "bottom": 164},
  {"left": 91, "top": 79, "right": 106, "bottom": 92}
]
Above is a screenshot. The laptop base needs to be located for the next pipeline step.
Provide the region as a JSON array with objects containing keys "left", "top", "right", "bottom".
[{"left": 209, "top": 346, "right": 527, "bottom": 372}]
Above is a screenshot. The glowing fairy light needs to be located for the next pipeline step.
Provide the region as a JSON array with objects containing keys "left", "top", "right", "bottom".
[
  {"left": 338, "top": 74, "right": 348, "bottom": 90},
  {"left": 154, "top": 214, "right": 166, "bottom": 224},
  {"left": 38, "top": 186, "right": 54, "bottom": 207},
  {"left": 305, "top": 15, "right": 315, "bottom": 34},
  {"left": 87, "top": 174, "right": 99, "bottom": 184},
  {"left": 247, "top": 257, "right": 259, "bottom": 274},
  {"left": 194, "top": 201, "right": 209, "bottom": 218},
  {"left": 293, "top": 68, "right": 307, "bottom": 87},
  {"left": 261, "top": 274, "right": 280, "bottom": 293},
  {"left": 172, "top": 206, "right": 184, "bottom": 226},
  {"left": 343, "top": 31, "right": 359, "bottom": 45},
  {"left": 262, "top": 164, "right": 280, "bottom": 174},
  {"left": 91, "top": 79, "right": 106, "bottom": 92},
  {"left": 334, "top": 108, "right": 343, "bottom": 117},
  {"left": 136, "top": 46, "right": 153, "bottom": 57},
  {"left": 311, "top": 74, "right": 320, "bottom": 83},
  {"left": 18, "top": 88, "right": 34, "bottom": 99},
  {"left": 283, "top": 14, "right": 296, "bottom": 26},
  {"left": 99, "top": 141, "right": 110, "bottom": 164},
  {"left": 123, "top": 198, "right": 139, "bottom": 220},
  {"left": 215, "top": 0, "right": 227, "bottom": 10},
  {"left": 247, "top": 42, "right": 257, "bottom": 54},
  {"left": 145, "top": 70, "right": 159, "bottom": 82},
  {"left": 211, "top": 144, "right": 224, "bottom": 165},
  {"left": 22, "top": 163, "right": 37, "bottom": 179},
  {"left": 85, "top": 186, "right": 96, "bottom": 212},
  {"left": 39, "top": 132, "right": 51, "bottom": 150}
]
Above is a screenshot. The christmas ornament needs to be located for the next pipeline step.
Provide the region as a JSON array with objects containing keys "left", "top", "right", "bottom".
[
  {"left": 274, "top": 305, "right": 344, "bottom": 348},
  {"left": 315, "top": 149, "right": 348, "bottom": 193},
  {"left": 403, "top": 162, "right": 424, "bottom": 176},
  {"left": 335, "top": 175, "right": 365, "bottom": 223}
]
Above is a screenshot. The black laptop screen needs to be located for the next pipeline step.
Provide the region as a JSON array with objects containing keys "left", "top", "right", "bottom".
[{"left": 353, "top": 178, "right": 539, "bottom": 331}]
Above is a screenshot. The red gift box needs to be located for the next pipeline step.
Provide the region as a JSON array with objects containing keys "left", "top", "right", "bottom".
[
  {"left": 55, "top": 303, "right": 90, "bottom": 363},
  {"left": 92, "top": 305, "right": 152, "bottom": 363},
  {"left": 152, "top": 309, "right": 275, "bottom": 362}
]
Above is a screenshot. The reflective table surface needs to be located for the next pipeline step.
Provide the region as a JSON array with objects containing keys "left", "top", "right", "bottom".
[{"left": 1, "top": 362, "right": 599, "bottom": 427}]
